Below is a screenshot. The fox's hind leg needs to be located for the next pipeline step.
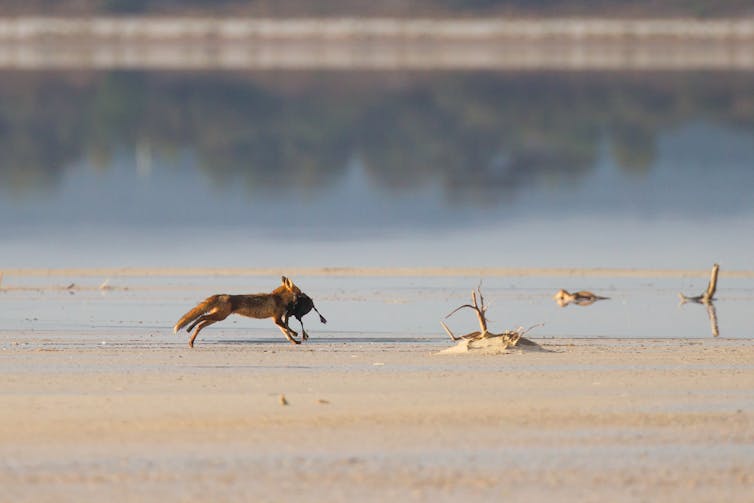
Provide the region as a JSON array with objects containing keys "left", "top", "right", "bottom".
[
  {"left": 274, "top": 316, "right": 301, "bottom": 345},
  {"left": 186, "top": 316, "right": 203, "bottom": 333},
  {"left": 189, "top": 320, "right": 214, "bottom": 348},
  {"left": 187, "top": 310, "right": 228, "bottom": 348}
]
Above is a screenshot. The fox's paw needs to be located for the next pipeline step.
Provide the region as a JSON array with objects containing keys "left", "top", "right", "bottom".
[{"left": 302, "top": 330, "right": 309, "bottom": 341}]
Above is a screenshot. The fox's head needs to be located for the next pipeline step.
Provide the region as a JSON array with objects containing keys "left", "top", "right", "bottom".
[{"left": 281, "top": 276, "right": 302, "bottom": 295}]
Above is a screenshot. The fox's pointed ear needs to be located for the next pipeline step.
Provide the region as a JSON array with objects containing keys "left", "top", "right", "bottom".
[
  {"left": 282, "top": 276, "right": 293, "bottom": 290},
  {"left": 285, "top": 277, "right": 299, "bottom": 292},
  {"left": 281, "top": 276, "right": 288, "bottom": 286}
]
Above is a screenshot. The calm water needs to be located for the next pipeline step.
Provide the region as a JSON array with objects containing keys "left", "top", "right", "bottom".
[
  {"left": 1, "top": 273, "right": 753, "bottom": 341},
  {"left": 1, "top": 71, "right": 753, "bottom": 270}
]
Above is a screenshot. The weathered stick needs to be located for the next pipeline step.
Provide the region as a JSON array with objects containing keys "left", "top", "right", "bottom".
[
  {"left": 679, "top": 264, "right": 722, "bottom": 336},
  {"left": 679, "top": 263, "right": 719, "bottom": 304},
  {"left": 703, "top": 263, "right": 719, "bottom": 303},
  {"left": 444, "top": 286, "right": 489, "bottom": 337},
  {"left": 440, "top": 321, "right": 481, "bottom": 341}
]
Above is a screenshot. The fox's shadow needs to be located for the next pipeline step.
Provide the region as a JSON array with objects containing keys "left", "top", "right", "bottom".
[{"left": 215, "top": 336, "right": 434, "bottom": 345}]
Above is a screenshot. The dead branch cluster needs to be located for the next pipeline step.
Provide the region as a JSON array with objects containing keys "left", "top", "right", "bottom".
[{"left": 441, "top": 284, "right": 541, "bottom": 352}]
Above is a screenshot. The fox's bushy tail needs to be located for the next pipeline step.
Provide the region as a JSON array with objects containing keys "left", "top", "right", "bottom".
[{"left": 173, "top": 295, "right": 219, "bottom": 333}]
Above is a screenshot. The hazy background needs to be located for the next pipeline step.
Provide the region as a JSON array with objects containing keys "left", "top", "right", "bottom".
[
  {"left": 1, "top": 1, "right": 753, "bottom": 270},
  {"left": 1, "top": 0, "right": 752, "bottom": 16}
]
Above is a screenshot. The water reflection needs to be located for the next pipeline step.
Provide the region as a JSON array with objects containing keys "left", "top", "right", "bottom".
[
  {"left": 1, "top": 70, "right": 753, "bottom": 268},
  {"left": 1, "top": 71, "right": 752, "bottom": 198},
  {"left": 706, "top": 302, "right": 720, "bottom": 338}
]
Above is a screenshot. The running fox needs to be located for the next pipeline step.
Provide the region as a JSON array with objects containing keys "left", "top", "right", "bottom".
[{"left": 173, "top": 276, "right": 303, "bottom": 348}]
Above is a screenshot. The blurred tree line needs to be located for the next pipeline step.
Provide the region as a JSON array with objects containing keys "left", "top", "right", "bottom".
[{"left": 0, "top": 70, "right": 752, "bottom": 200}]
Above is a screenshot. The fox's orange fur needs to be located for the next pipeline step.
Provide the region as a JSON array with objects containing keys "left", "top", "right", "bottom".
[{"left": 173, "top": 276, "right": 302, "bottom": 348}]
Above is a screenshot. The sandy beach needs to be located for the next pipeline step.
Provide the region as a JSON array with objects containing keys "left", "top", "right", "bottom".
[{"left": 2, "top": 332, "right": 753, "bottom": 502}]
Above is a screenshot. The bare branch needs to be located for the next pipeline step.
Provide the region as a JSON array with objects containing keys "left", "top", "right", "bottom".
[
  {"left": 679, "top": 263, "right": 720, "bottom": 305},
  {"left": 520, "top": 323, "right": 545, "bottom": 336},
  {"left": 445, "top": 304, "right": 477, "bottom": 319},
  {"left": 440, "top": 321, "right": 459, "bottom": 341},
  {"left": 703, "top": 263, "right": 719, "bottom": 303}
]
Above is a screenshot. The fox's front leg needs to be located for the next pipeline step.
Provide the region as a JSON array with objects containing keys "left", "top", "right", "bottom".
[{"left": 274, "top": 316, "right": 300, "bottom": 345}]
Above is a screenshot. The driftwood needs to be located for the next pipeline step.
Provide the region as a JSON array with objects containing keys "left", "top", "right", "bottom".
[
  {"left": 679, "top": 263, "right": 720, "bottom": 337},
  {"left": 439, "top": 285, "right": 543, "bottom": 354},
  {"left": 679, "top": 263, "right": 719, "bottom": 304},
  {"left": 553, "top": 289, "right": 609, "bottom": 307}
]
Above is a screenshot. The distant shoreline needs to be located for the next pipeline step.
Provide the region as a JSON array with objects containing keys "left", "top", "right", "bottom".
[
  {"left": 3, "top": 267, "right": 753, "bottom": 279},
  {"left": 2, "top": 17, "right": 753, "bottom": 40},
  {"left": 0, "top": 17, "right": 752, "bottom": 70}
]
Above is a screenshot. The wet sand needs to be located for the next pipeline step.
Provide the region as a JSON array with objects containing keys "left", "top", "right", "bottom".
[{"left": 2, "top": 334, "right": 753, "bottom": 502}]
